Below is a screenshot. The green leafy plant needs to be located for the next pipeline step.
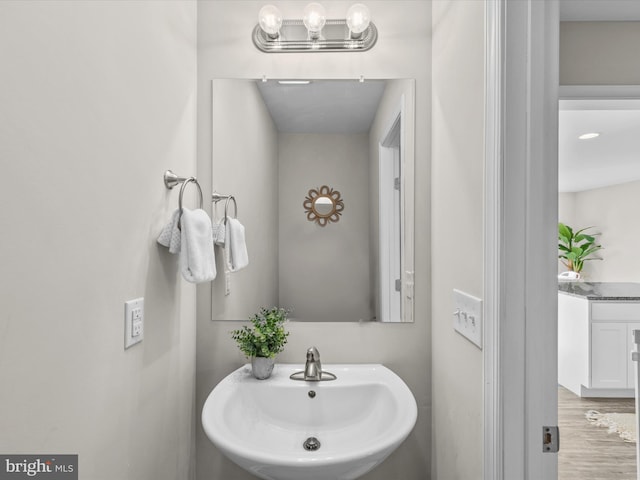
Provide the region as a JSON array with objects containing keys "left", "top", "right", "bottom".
[
  {"left": 558, "top": 222, "right": 603, "bottom": 273},
  {"left": 231, "top": 307, "right": 290, "bottom": 358}
]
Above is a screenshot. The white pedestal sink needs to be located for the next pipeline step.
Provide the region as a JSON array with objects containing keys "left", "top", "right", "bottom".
[{"left": 201, "top": 364, "right": 417, "bottom": 480}]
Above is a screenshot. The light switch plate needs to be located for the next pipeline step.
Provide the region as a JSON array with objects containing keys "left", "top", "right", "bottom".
[
  {"left": 453, "top": 289, "right": 483, "bottom": 349},
  {"left": 124, "top": 297, "right": 144, "bottom": 349}
]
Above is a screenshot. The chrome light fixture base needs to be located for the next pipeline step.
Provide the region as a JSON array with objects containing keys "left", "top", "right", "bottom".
[{"left": 253, "top": 19, "right": 377, "bottom": 53}]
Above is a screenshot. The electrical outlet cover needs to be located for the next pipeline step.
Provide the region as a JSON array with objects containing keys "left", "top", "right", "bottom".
[{"left": 124, "top": 297, "right": 144, "bottom": 349}]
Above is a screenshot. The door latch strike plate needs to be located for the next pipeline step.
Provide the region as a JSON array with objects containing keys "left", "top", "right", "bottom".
[{"left": 542, "top": 426, "right": 559, "bottom": 453}]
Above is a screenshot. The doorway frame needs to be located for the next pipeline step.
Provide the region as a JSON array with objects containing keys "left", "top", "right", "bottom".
[{"left": 483, "top": 1, "right": 560, "bottom": 478}]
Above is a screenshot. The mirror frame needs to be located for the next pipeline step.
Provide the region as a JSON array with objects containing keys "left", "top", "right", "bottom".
[{"left": 303, "top": 185, "right": 344, "bottom": 226}]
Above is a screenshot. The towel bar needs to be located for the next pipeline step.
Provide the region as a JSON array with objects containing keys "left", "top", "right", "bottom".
[
  {"left": 212, "top": 192, "right": 238, "bottom": 220},
  {"left": 179, "top": 178, "right": 203, "bottom": 210},
  {"left": 163, "top": 170, "right": 203, "bottom": 210}
]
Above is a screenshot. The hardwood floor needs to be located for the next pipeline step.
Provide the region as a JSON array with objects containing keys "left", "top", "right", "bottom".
[{"left": 559, "top": 386, "right": 636, "bottom": 480}]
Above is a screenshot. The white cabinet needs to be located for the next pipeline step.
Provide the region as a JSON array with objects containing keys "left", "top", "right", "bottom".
[
  {"left": 591, "top": 322, "right": 628, "bottom": 389},
  {"left": 558, "top": 294, "right": 640, "bottom": 398}
]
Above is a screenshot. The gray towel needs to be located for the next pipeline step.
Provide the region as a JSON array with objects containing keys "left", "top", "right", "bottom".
[
  {"left": 212, "top": 221, "right": 226, "bottom": 246},
  {"left": 157, "top": 209, "right": 181, "bottom": 254}
]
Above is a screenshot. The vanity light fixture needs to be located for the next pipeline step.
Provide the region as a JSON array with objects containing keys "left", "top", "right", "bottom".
[
  {"left": 253, "top": 3, "right": 377, "bottom": 53},
  {"left": 578, "top": 132, "right": 600, "bottom": 140}
]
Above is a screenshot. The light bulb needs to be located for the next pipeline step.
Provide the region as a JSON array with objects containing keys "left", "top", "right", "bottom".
[
  {"left": 258, "top": 5, "right": 283, "bottom": 38},
  {"left": 303, "top": 3, "right": 327, "bottom": 39},
  {"left": 346, "top": 3, "right": 370, "bottom": 37}
]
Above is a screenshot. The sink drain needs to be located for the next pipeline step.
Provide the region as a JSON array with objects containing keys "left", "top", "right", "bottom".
[{"left": 303, "top": 436, "right": 321, "bottom": 451}]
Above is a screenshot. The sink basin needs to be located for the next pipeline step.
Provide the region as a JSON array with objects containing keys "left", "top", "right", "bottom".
[{"left": 201, "top": 363, "right": 417, "bottom": 480}]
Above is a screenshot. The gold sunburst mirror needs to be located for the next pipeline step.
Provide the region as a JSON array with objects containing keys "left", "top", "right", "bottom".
[{"left": 303, "top": 185, "right": 344, "bottom": 227}]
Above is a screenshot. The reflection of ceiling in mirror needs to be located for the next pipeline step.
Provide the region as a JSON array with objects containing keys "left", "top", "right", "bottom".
[
  {"left": 559, "top": 99, "right": 640, "bottom": 192},
  {"left": 256, "top": 79, "right": 386, "bottom": 134}
]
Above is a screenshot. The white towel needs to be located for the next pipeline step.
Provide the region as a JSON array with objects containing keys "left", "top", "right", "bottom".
[
  {"left": 224, "top": 217, "right": 249, "bottom": 272},
  {"left": 157, "top": 209, "right": 181, "bottom": 254},
  {"left": 180, "top": 208, "right": 217, "bottom": 283}
]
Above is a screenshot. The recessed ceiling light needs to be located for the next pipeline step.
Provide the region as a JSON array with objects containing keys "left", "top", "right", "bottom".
[
  {"left": 277, "top": 80, "right": 311, "bottom": 85},
  {"left": 578, "top": 132, "right": 600, "bottom": 140}
]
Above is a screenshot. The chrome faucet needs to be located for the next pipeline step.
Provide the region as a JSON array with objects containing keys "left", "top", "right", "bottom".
[
  {"left": 289, "top": 346, "right": 337, "bottom": 382},
  {"left": 304, "top": 346, "right": 322, "bottom": 381}
]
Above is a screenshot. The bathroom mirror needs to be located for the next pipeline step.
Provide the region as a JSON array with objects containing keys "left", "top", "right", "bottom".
[
  {"left": 314, "top": 197, "right": 333, "bottom": 215},
  {"left": 211, "top": 78, "right": 415, "bottom": 322}
]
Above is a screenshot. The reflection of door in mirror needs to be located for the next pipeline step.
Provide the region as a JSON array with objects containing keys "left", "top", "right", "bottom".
[
  {"left": 210, "top": 78, "right": 415, "bottom": 322},
  {"left": 379, "top": 115, "right": 402, "bottom": 322}
]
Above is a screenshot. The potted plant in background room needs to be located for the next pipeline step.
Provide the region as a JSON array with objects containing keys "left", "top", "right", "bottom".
[
  {"left": 231, "top": 307, "right": 290, "bottom": 380},
  {"left": 558, "top": 222, "right": 603, "bottom": 279}
]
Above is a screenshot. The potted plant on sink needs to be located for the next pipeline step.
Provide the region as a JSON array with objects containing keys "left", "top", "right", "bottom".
[
  {"left": 558, "top": 222, "right": 603, "bottom": 278},
  {"left": 231, "top": 307, "right": 290, "bottom": 380}
]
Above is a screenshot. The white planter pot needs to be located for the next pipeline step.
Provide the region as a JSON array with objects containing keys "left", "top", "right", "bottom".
[{"left": 251, "top": 356, "right": 275, "bottom": 380}]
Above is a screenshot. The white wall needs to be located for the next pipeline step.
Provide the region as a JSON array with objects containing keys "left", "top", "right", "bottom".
[
  {"left": 0, "top": 2, "right": 197, "bottom": 479},
  {"left": 196, "top": 1, "right": 431, "bottom": 479},
  {"left": 559, "top": 181, "right": 640, "bottom": 281},
  {"left": 431, "top": 1, "right": 484, "bottom": 478},
  {"left": 558, "top": 192, "right": 576, "bottom": 226},
  {"left": 558, "top": 192, "right": 577, "bottom": 273},
  {"left": 279, "top": 133, "right": 372, "bottom": 322}
]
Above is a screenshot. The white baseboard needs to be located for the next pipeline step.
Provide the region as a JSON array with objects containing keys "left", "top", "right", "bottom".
[{"left": 580, "top": 385, "right": 635, "bottom": 398}]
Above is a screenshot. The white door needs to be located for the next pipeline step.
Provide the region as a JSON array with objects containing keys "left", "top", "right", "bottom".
[
  {"left": 484, "top": 0, "right": 559, "bottom": 478},
  {"left": 490, "top": 2, "right": 640, "bottom": 478}
]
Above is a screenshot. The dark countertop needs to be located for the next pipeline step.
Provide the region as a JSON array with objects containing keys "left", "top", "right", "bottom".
[{"left": 558, "top": 282, "right": 640, "bottom": 300}]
